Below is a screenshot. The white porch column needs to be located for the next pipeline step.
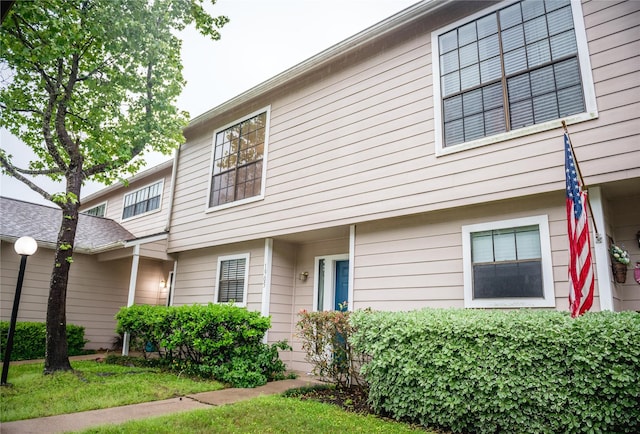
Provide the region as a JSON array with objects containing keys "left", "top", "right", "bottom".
[
  {"left": 348, "top": 225, "right": 355, "bottom": 312},
  {"left": 261, "top": 238, "right": 273, "bottom": 343},
  {"left": 122, "top": 244, "right": 141, "bottom": 355},
  {"left": 589, "top": 186, "right": 613, "bottom": 311}
]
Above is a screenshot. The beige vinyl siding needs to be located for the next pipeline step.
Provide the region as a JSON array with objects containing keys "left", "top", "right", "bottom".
[
  {"left": 138, "top": 239, "right": 170, "bottom": 261},
  {"left": 132, "top": 258, "right": 173, "bottom": 306},
  {"left": 1, "top": 243, "right": 130, "bottom": 350},
  {"left": 609, "top": 193, "right": 640, "bottom": 311},
  {"left": 168, "top": 0, "right": 639, "bottom": 254},
  {"left": 353, "top": 193, "right": 600, "bottom": 312},
  {"left": 286, "top": 237, "right": 349, "bottom": 372},
  {"left": 172, "top": 240, "right": 264, "bottom": 311},
  {"left": 116, "top": 174, "right": 172, "bottom": 236},
  {"left": 81, "top": 166, "right": 173, "bottom": 238},
  {"left": 268, "top": 240, "right": 296, "bottom": 365}
]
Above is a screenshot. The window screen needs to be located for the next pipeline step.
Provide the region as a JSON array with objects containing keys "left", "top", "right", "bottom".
[
  {"left": 471, "top": 225, "right": 543, "bottom": 298},
  {"left": 122, "top": 182, "right": 162, "bottom": 219},
  {"left": 218, "top": 258, "right": 247, "bottom": 303}
]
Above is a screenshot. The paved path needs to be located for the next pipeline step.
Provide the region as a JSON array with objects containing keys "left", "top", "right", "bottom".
[
  {"left": 1, "top": 355, "right": 322, "bottom": 433},
  {"left": 1, "top": 377, "right": 322, "bottom": 433}
]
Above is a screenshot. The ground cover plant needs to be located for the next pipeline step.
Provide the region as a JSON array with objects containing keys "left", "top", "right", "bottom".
[
  {"left": 76, "top": 395, "right": 428, "bottom": 434},
  {"left": 350, "top": 309, "right": 640, "bottom": 433},
  {"left": 116, "top": 303, "right": 290, "bottom": 387},
  {"left": 0, "top": 360, "right": 223, "bottom": 422}
]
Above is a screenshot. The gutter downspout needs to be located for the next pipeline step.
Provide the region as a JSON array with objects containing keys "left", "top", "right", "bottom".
[
  {"left": 122, "top": 244, "right": 141, "bottom": 356},
  {"left": 164, "top": 146, "right": 180, "bottom": 233},
  {"left": 348, "top": 225, "right": 356, "bottom": 312}
]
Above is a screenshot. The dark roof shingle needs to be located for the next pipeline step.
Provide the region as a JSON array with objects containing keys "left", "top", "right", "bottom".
[{"left": 0, "top": 196, "right": 134, "bottom": 251}]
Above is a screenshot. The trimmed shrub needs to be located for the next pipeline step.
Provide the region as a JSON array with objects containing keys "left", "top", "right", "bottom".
[
  {"left": 350, "top": 309, "right": 640, "bottom": 433},
  {"left": 0, "top": 321, "right": 87, "bottom": 361},
  {"left": 297, "top": 309, "right": 365, "bottom": 388},
  {"left": 116, "top": 303, "right": 290, "bottom": 388}
]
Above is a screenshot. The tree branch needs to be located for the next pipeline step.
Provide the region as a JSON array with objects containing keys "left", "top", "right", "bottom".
[
  {"left": 0, "top": 154, "right": 54, "bottom": 202},
  {"left": 0, "top": 102, "right": 44, "bottom": 115},
  {"left": 8, "top": 14, "right": 56, "bottom": 90},
  {"left": 14, "top": 166, "right": 64, "bottom": 176}
]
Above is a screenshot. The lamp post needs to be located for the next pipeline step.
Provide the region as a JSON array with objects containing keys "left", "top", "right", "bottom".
[{"left": 1, "top": 236, "right": 38, "bottom": 386}]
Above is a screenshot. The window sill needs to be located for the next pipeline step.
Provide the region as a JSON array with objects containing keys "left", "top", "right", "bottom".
[
  {"left": 121, "top": 207, "right": 162, "bottom": 223},
  {"left": 205, "top": 194, "right": 264, "bottom": 213},
  {"left": 435, "top": 112, "right": 598, "bottom": 157},
  {"left": 464, "top": 297, "right": 556, "bottom": 309}
]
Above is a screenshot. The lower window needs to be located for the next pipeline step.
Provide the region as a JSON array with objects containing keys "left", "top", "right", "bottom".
[
  {"left": 216, "top": 254, "right": 249, "bottom": 306},
  {"left": 462, "top": 215, "right": 555, "bottom": 308}
]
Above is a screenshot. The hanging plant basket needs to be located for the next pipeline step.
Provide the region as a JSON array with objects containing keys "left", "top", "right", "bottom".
[{"left": 612, "top": 262, "right": 627, "bottom": 284}]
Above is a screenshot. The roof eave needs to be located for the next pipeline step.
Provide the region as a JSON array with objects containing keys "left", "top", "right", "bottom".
[
  {"left": 1, "top": 235, "right": 127, "bottom": 255},
  {"left": 185, "top": 0, "right": 451, "bottom": 132}
]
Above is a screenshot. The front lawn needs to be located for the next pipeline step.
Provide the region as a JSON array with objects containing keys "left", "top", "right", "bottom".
[
  {"left": 0, "top": 360, "right": 223, "bottom": 422},
  {"left": 77, "top": 395, "right": 426, "bottom": 433}
]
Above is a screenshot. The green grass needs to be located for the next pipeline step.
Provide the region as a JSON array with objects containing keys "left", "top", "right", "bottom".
[
  {"left": 0, "top": 360, "right": 223, "bottom": 422},
  {"left": 78, "top": 395, "right": 426, "bottom": 433}
]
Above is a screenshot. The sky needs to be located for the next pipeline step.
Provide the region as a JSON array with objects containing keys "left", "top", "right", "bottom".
[{"left": 0, "top": 0, "right": 419, "bottom": 205}]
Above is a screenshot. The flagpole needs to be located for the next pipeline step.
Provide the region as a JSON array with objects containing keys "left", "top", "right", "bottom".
[{"left": 561, "top": 120, "right": 600, "bottom": 238}]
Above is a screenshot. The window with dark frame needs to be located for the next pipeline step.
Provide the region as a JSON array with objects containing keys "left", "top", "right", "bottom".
[
  {"left": 209, "top": 112, "right": 266, "bottom": 207},
  {"left": 217, "top": 258, "right": 246, "bottom": 303},
  {"left": 439, "top": 0, "right": 584, "bottom": 147},
  {"left": 122, "top": 181, "right": 162, "bottom": 219},
  {"left": 471, "top": 225, "right": 543, "bottom": 299}
]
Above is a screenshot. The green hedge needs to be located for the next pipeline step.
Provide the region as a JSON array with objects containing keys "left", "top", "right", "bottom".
[
  {"left": 0, "top": 321, "right": 87, "bottom": 361},
  {"left": 116, "top": 304, "right": 290, "bottom": 388},
  {"left": 350, "top": 309, "right": 640, "bottom": 433}
]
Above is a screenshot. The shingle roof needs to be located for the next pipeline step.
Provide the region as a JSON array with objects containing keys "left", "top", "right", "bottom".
[{"left": 0, "top": 196, "right": 134, "bottom": 252}]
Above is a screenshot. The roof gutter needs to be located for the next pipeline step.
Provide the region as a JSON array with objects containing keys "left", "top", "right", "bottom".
[
  {"left": 185, "top": 0, "right": 452, "bottom": 132},
  {"left": 0, "top": 235, "right": 126, "bottom": 255}
]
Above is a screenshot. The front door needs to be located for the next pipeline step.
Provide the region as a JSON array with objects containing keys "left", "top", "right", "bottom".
[
  {"left": 314, "top": 254, "right": 349, "bottom": 311},
  {"left": 334, "top": 260, "right": 349, "bottom": 311}
]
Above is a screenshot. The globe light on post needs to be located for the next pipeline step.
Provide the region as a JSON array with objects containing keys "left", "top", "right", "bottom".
[{"left": 1, "top": 236, "right": 38, "bottom": 386}]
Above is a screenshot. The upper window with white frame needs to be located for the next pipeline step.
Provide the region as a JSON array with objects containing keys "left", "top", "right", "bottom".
[
  {"left": 215, "top": 254, "right": 250, "bottom": 306},
  {"left": 82, "top": 202, "right": 107, "bottom": 217},
  {"left": 208, "top": 108, "right": 269, "bottom": 209},
  {"left": 462, "top": 215, "right": 555, "bottom": 308},
  {"left": 433, "top": 0, "right": 596, "bottom": 153},
  {"left": 122, "top": 180, "right": 163, "bottom": 220}
]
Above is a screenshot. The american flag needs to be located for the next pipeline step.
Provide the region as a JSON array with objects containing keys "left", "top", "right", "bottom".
[{"left": 565, "top": 133, "right": 594, "bottom": 317}]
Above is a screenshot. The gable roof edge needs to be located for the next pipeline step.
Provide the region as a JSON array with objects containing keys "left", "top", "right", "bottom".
[{"left": 186, "top": 0, "right": 451, "bottom": 132}]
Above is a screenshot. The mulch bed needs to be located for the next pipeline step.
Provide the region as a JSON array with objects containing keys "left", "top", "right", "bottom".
[
  {"left": 297, "top": 384, "right": 373, "bottom": 414},
  {"left": 294, "top": 384, "right": 453, "bottom": 433}
]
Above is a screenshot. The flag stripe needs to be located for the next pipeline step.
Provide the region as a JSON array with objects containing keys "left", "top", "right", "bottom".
[{"left": 565, "top": 133, "right": 594, "bottom": 317}]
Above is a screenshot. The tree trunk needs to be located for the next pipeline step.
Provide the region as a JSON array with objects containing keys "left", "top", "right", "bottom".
[{"left": 44, "top": 174, "right": 82, "bottom": 374}]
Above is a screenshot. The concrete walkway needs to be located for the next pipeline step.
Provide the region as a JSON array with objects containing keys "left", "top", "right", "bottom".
[{"left": 1, "top": 355, "right": 322, "bottom": 433}]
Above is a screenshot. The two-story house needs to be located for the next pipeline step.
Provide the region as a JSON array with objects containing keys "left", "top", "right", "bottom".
[
  {"left": 2, "top": 0, "right": 638, "bottom": 369},
  {"left": 164, "top": 0, "right": 640, "bottom": 371},
  {"left": 1, "top": 160, "right": 175, "bottom": 350}
]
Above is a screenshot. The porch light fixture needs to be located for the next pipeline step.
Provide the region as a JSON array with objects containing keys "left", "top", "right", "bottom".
[
  {"left": 2, "top": 236, "right": 38, "bottom": 386},
  {"left": 299, "top": 271, "right": 309, "bottom": 282}
]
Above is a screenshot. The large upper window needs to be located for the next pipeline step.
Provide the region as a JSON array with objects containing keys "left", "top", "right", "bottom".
[
  {"left": 462, "top": 215, "right": 555, "bottom": 308},
  {"left": 122, "top": 181, "right": 162, "bottom": 220},
  {"left": 215, "top": 254, "right": 249, "bottom": 306},
  {"left": 433, "top": 0, "right": 596, "bottom": 153},
  {"left": 208, "top": 109, "right": 269, "bottom": 209}
]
